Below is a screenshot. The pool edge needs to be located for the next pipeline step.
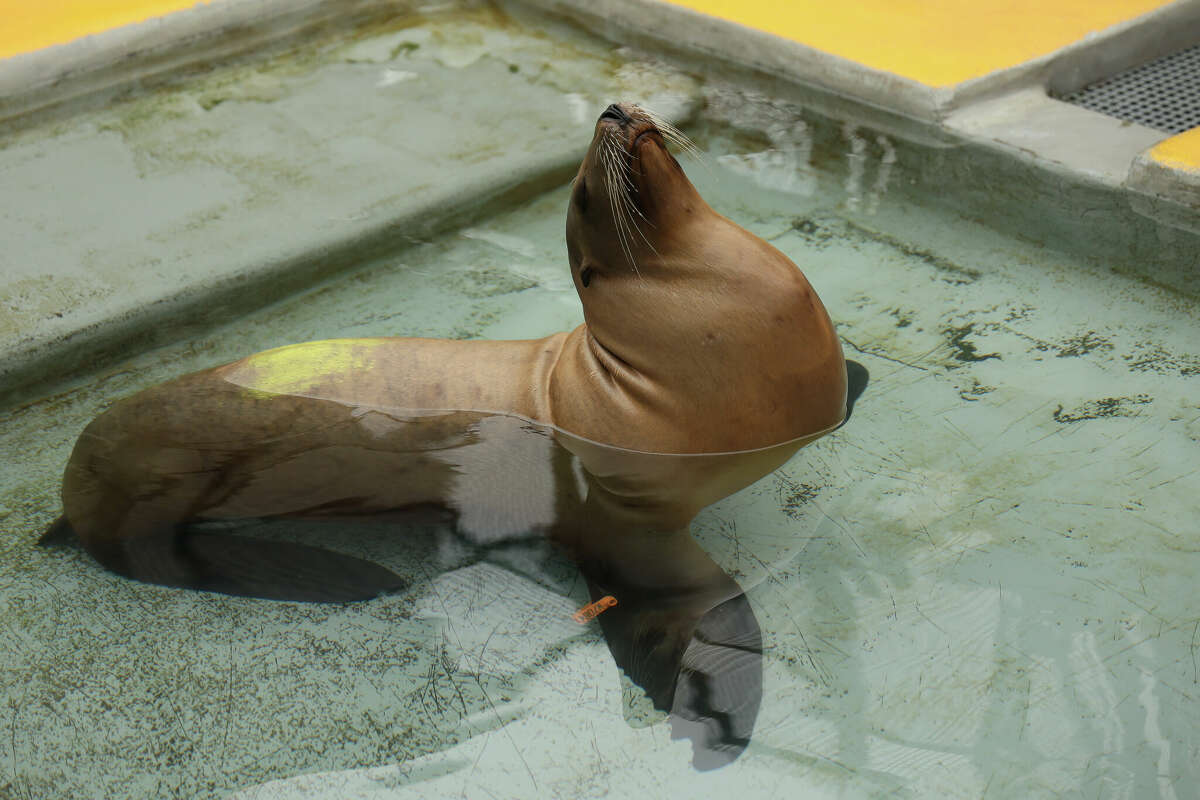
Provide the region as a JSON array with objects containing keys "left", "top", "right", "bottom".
[{"left": 517, "top": 0, "right": 1200, "bottom": 222}]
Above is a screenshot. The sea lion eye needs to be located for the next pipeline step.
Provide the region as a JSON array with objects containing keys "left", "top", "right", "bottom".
[
  {"left": 580, "top": 266, "right": 594, "bottom": 287},
  {"left": 575, "top": 179, "right": 588, "bottom": 213}
]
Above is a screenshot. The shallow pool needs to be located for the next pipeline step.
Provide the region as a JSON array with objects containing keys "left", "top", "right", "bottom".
[{"left": 1, "top": 8, "right": 1198, "bottom": 800}]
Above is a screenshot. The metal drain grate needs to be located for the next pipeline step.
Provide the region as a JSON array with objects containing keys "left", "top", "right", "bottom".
[{"left": 1060, "top": 44, "right": 1200, "bottom": 134}]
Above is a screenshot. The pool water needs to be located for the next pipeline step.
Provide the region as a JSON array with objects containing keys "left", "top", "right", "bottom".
[{"left": 2, "top": 15, "right": 1199, "bottom": 800}]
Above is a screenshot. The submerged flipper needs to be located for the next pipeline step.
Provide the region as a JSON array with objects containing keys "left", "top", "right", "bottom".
[
  {"left": 587, "top": 579, "right": 763, "bottom": 770},
  {"left": 668, "top": 593, "right": 763, "bottom": 770}
]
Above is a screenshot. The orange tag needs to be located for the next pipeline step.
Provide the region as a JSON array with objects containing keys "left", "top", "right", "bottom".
[{"left": 573, "top": 595, "right": 618, "bottom": 624}]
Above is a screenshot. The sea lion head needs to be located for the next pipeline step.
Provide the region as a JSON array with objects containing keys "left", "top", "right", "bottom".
[
  {"left": 566, "top": 102, "right": 703, "bottom": 284},
  {"left": 561, "top": 103, "right": 847, "bottom": 454}
]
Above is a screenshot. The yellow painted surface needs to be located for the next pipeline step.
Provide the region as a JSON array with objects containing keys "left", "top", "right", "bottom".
[
  {"left": 2, "top": 0, "right": 1178, "bottom": 87},
  {"left": 222, "top": 339, "right": 388, "bottom": 397},
  {"left": 1148, "top": 127, "right": 1200, "bottom": 174},
  {"left": 0, "top": 1, "right": 215, "bottom": 60},
  {"left": 665, "top": 0, "right": 1177, "bottom": 87}
]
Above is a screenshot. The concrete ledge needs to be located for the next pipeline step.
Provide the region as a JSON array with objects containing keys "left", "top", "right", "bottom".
[
  {"left": 944, "top": 88, "right": 1167, "bottom": 188},
  {"left": 1128, "top": 128, "right": 1200, "bottom": 212},
  {"left": 0, "top": 0, "right": 422, "bottom": 125},
  {"left": 517, "top": 0, "right": 1200, "bottom": 250},
  {"left": 1, "top": 153, "right": 578, "bottom": 409},
  {"left": 519, "top": 0, "right": 952, "bottom": 120},
  {"left": 0, "top": 5, "right": 702, "bottom": 408}
]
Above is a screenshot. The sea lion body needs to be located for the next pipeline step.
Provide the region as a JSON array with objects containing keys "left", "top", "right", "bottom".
[{"left": 57, "top": 103, "right": 848, "bottom": 590}]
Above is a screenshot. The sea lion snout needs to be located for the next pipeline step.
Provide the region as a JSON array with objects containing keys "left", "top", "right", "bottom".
[
  {"left": 595, "top": 103, "right": 660, "bottom": 148},
  {"left": 599, "top": 103, "right": 630, "bottom": 123}
]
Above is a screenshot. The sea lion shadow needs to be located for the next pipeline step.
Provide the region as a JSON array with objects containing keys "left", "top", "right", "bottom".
[
  {"left": 43, "top": 358, "right": 868, "bottom": 771},
  {"left": 185, "top": 500, "right": 765, "bottom": 771},
  {"left": 43, "top": 427, "right": 765, "bottom": 771},
  {"left": 186, "top": 357, "right": 868, "bottom": 771},
  {"left": 842, "top": 359, "right": 869, "bottom": 427}
]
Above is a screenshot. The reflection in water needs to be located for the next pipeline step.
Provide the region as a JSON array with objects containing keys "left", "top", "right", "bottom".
[
  {"left": 842, "top": 124, "right": 897, "bottom": 215},
  {"left": 715, "top": 119, "right": 818, "bottom": 198}
]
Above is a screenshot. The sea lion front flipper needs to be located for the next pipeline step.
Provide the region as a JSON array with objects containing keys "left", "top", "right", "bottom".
[
  {"left": 183, "top": 531, "right": 407, "bottom": 602},
  {"left": 667, "top": 592, "right": 763, "bottom": 770},
  {"left": 585, "top": 578, "right": 690, "bottom": 711},
  {"left": 585, "top": 575, "right": 763, "bottom": 770}
]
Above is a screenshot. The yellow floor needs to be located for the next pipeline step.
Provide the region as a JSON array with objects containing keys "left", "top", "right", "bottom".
[
  {"left": 0, "top": 0, "right": 1180, "bottom": 84},
  {"left": 1147, "top": 127, "right": 1200, "bottom": 173},
  {"left": 667, "top": 0, "right": 1175, "bottom": 87},
  {"left": 0, "top": 0, "right": 213, "bottom": 60}
]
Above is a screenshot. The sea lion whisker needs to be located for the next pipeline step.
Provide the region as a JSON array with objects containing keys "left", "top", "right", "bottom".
[
  {"left": 610, "top": 158, "right": 654, "bottom": 271},
  {"left": 660, "top": 129, "right": 706, "bottom": 171},
  {"left": 609, "top": 150, "right": 656, "bottom": 242},
  {"left": 642, "top": 109, "right": 703, "bottom": 163},
  {"left": 602, "top": 136, "right": 636, "bottom": 247},
  {"left": 643, "top": 110, "right": 689, "bottom": 145},
  {"left": 611, "top": 138, "right": 634, "bottom": 192},
  {"left": 664, "top": 128, "right": 702, "bottom": 159},
  {"left": 618, "top": 185, "right": 653, "bottom": 227},
  {"left": 617, "top": 189, "right": 659, "bottom": 257},
  {"left": 610, "top": 136, "right": 635, "bottom": 187},
  {"left": 603, "top": 143, "right": 639, "bottom": 274},
  {"left": 597, "top": 128, "right": 658, "bottom": 264},
  {"left": 613, "top": 197, "right": 640, "bottom": 276},
  {"left": 599, "top": 131, "right": 649, "bottom": 225}
]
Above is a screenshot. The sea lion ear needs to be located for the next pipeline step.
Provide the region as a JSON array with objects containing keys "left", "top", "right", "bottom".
[
  {"left": 574, "top": 176, "right": 589, "bottom": 213},
  {"left": 580, "top": 266, "right": 595, "bottom": 288}
]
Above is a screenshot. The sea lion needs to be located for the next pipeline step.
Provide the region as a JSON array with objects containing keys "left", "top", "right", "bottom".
[
  {"left": 46, "top": 101, "right": 858, "bottom": 770},
  {"left": 51, "top": 101, "right": 849, "bottom": 589}
]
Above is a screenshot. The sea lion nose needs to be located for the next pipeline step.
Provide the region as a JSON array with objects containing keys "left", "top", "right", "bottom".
[{"left": 599, "top": 103, "right": 630, "bottom": 123}]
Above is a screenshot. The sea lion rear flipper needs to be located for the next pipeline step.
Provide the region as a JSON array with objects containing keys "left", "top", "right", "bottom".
[
  {"left": 38, "top": 516, "right": 77, "bottom": 547},
  {"left": 183, "top": 531, "right": 407, "bottom": 602}
]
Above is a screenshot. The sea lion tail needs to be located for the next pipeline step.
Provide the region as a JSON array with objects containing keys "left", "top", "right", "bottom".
[{"left": 38, "top": 515, "right": 78, "bottom": 547}]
